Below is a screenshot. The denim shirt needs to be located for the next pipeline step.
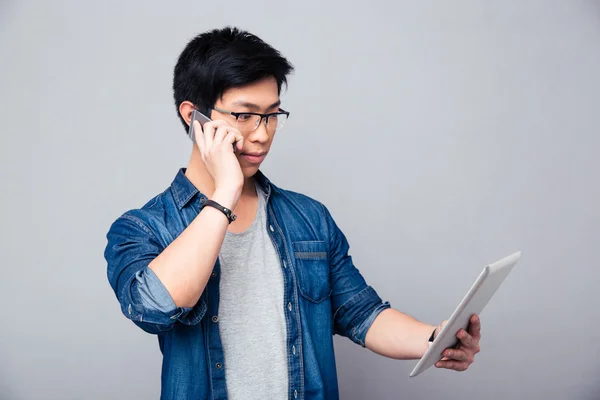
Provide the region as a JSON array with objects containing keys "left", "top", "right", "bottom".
[{"left": 104, "top": 168, "right": 390, "bottom": 400}]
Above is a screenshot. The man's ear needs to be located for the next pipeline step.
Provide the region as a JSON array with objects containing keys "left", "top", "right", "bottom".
[{"left": 179, "top": 101, "right": 195, "bottom": 126}]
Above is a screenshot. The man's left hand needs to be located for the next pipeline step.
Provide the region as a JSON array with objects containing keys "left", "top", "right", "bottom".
[{"left": 435, "top": 314, "right": 481, "bottom": 372}]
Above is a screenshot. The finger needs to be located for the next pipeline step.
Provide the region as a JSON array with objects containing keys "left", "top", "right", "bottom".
[
  {"left": 192, "top": 120, "right": 204, "bottom": 148},
  {"left": 442, "top": 349, "right": 473, "bottom": 363},
  {"left": 203, "top": 121, "right": 216, "bottom": 150},
  {"left": 223, "top": 129, "right": 244, "bottom": 150},
  {"left": 193, "top": 121, "right": 207, "bottom": 162},
  {"left": 235, "top": 136, "right": 244, "bottom": 152},
  {"left": 457, "top": 329, "right": 474, "bottom": 348},
  {"left": 224, "top": 132, "right": 244, "bottom": 154},
  {"left": 435, "top": 361, "right": 469, "bottom": 371},
  {"left": 213, "top": 125, "right": 229, "bottom": 145},
  {"left": 469, "top": 314, "right": 481, "bottom": 339},
  {"left": 193, "top": 121, "right": 206, "bottom": 157}
]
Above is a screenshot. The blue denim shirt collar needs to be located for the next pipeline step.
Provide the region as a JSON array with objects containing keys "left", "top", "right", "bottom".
[{"left": 170, "top": 167, "right": 273, "bottom": 210}]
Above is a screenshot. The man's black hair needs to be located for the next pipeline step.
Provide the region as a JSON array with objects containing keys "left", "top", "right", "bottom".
[{"left": 173, "top": 26, "right": 294, "bottom": 131}]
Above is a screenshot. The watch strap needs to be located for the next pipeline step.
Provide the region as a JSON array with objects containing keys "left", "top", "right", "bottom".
[{"left": 203, "top": 199, "right": 237, "bottom": 224}]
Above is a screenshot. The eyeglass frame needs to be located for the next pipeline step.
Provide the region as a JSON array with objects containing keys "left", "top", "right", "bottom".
[{"left": 207, "top": 106, "right": 290, "bottom": 131}]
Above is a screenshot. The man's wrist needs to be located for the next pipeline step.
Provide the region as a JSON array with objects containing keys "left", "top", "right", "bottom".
[{"left": 211, "top": 188, "right": 240, "bottom": 211}]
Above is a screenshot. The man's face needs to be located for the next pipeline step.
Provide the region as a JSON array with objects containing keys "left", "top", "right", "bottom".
[{"left": 211, "top": 76, "right": 283, "bottom": 178}]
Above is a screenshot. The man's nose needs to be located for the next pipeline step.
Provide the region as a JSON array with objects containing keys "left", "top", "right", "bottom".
[{"left": 249, "top": 118, "right": 270, "bottom": 142}]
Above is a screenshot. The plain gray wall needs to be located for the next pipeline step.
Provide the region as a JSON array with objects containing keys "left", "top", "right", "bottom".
[{"left": 1, "top": 1, "right": 599, "bottom": 399}]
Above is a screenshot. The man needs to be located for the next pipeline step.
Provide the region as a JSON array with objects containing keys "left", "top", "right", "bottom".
[{"left": 104, "top": 26, "right": 481, "bottom": 400}]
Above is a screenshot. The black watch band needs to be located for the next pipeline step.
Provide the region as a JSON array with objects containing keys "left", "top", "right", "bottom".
[
  {"left": 203, "top": 200, "right": 237, "bottom": 224},
  {"left": 429, "top": 329, "right": 436, "bottom": 343}
]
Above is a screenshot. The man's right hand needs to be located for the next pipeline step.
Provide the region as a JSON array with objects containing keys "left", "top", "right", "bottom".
[{"left": 193, "top": 119, "right": 245, "bottom": 208}]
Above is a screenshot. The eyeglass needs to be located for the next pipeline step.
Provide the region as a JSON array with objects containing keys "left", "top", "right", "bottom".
[{"left": 211, "top": 106, "right": 290, "bottom": 132}]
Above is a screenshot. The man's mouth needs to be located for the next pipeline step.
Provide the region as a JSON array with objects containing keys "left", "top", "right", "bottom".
[{"left": 241, "top": 152, "right": 267, "bottom": 164}]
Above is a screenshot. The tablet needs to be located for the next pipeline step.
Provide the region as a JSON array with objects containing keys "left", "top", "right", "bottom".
[{"left": 409, "top": 251, "right": 521, "bottom": 378}]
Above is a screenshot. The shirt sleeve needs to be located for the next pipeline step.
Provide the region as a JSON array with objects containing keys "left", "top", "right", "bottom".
[
  {"left": 104, "top": 214, "right": 207, "bottom": 334},
  {"left": 321, "top": 203, "right": 391, "bottom": 347}
]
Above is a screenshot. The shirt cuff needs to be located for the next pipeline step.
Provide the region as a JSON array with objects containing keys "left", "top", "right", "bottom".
[
  {"left": 336, "top": 285, "right": 391, "bottom": 347},
  {"left": 134, "top": 268, "right": 206, "bottom": 326},
  {"left": 136, "top": 268, "right": 177, "bottom": 311}
]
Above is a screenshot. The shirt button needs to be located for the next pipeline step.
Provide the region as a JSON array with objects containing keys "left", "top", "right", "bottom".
[
  {"left": 292, "top": 345, "right": 296, "bottom": 355},
  {"left": 288, "top": 302, "right": 292, "bottom": 311},
  {"left": 200, "top": 197, "right": 206, "bottom": 204},
  {"left": 211, "top": 271, "right": 217, "bottom": 278},
  {"left": 216, "top": 362, "right": 223, "bottom": 369},
  {"left": 294, "top": 389, "right": 298, "bottom": 398},
  {"left": 269, "top": 225, "right": 274, "bottom": 232},
  {"left": 211, "top": 316, "right": 219, "bottom": 323}
]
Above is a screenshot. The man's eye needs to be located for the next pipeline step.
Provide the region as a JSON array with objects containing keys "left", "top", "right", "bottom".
[{"left": 237, "top": 114, "right": 253, "bottom": 122}]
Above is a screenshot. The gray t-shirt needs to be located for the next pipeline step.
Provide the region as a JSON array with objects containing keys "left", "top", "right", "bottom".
[{"left": 217, "top": 183, "right": 289, "bottom": 399}]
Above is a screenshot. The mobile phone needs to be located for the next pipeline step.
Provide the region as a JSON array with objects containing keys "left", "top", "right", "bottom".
[
  {"left": 188, "top": 109, "right": 212, "bottom": 143},
  {"left": 188, "top": 109, "right": 237, "bottom": 153}
]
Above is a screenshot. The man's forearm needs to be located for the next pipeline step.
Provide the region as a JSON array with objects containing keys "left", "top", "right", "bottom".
[
  {"left": 364, "top": 308, "right": 436, "bottom": 360},
  {"left": 148, "top": 189, "right": 236, "bottom": 308}
]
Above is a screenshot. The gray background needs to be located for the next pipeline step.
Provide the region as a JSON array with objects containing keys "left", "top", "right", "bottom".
[{"left": 1, "top": 1, "right": 599, "bottom": 399}]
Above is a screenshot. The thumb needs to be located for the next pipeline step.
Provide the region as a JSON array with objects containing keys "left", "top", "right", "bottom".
[{"left": 435, "top": 320, "right": 448, "bottom": 338}]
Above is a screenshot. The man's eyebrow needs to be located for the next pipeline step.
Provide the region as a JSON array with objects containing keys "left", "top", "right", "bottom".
[
  {"left": 268, "top": 100, "right": 282, "bottom": 109},
  {"left": 231, "top": 100, "right": 281, "bottom": 111}
]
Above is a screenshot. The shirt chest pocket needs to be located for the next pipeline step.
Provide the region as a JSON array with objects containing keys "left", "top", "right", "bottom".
[{"left": 292, "top": 240, "right": 331, "bottom": 303}]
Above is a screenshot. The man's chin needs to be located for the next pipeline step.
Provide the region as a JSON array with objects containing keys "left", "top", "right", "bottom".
[{"left": 242, "top": 165, "right": 261, "bottom": 178}]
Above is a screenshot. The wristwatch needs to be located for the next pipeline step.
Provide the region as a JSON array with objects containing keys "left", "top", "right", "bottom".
[
  {"left": 203, "top": 199, "right": 237, "bottom": 224},
  {"left": 428, "top": 329, "right": 436, "bottom": 346}
]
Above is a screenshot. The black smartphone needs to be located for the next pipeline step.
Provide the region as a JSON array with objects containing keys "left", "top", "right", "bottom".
[{"left": 188, "top": 109, "right": 237, "bottom": 153}]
